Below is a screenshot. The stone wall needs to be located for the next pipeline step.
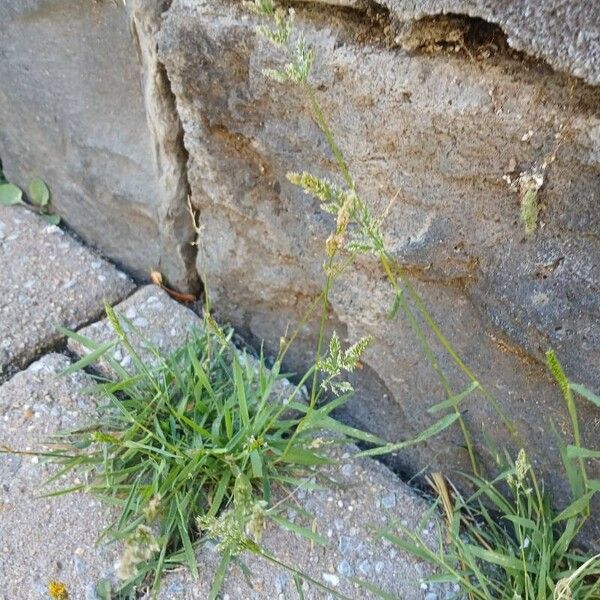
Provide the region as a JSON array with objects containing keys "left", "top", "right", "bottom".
[
  {"left": 0, "top": 0, "right": 199, "bottom": 291},
  {"left": 1, "top": 0, "right": 599, "bottom": 530}
]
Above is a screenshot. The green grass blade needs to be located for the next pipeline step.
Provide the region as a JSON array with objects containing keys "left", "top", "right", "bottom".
[
  {"left": 61, "top": 339, "right": 115, "bottom": 375},
  {"left": 209, "top": 550, "right": 231, "bottom": 600},
  {"left": 569, "top": 383, "right": 600, "bottom": 408},
  {"left": 269, "top": 514, "right": 328, "bottom": 546},
  {"left": 176, "top": 494, "right": 199, "bottom": 579},
  {"left": 357, "top": 413, "right": 460, "bottom": 458},
  {"left": 293, "top": 574, "right": 306, "bottom": 600},
  {"left": 349, "top": 577, "right": 398, "bottom": 600},
  {"left": 233, "top": 356, "right": 250, "bottom": 428},
  {"left": 250, "top": 449, "right": 263, "bottom": 478},
  {"left": 207, "top": 471, "right": 232, "bottom": 518},
  {"left": 552, "top": 493, "right": 593, "bottom": 522},
  {"left": 428, "top": 381, "right": 480, "bottom": 414},
  {"left": 566, "top": 446, "right": 600, "bottom": 460}
]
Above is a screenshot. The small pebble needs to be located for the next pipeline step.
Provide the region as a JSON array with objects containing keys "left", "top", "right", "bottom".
[
  {"left": 125, "top": 307, "right": 137, "bottom": 319},
  {"left": 274, "top": 573, "right": 289, "bottom": 594},
  {"left": 381, "top": 493, "right": 396, "bottom": 509},
  {"left": 338, "top": 535, "right": 357, "bottom": 556},
  {"left": 337, "top": 559, "right": 353, "bottom": 577},
  {"left": 341, "top": 463, "right": 353, "bottom": 476},
  {"left": 358, "top": 560, "right": 371, "bottom": 576}
]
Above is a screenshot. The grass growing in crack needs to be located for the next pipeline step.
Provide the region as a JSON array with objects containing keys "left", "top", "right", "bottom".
[
  {"left": 45, "top": 306, "right": 382, "bottom": 598},
  {"left": 368, "top": 358, "right": 600, "bottom": 600}
]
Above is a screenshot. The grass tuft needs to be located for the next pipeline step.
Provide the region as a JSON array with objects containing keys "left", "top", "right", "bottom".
[{"left": 44, "top": 313, "right": 372, "bottom": 598}]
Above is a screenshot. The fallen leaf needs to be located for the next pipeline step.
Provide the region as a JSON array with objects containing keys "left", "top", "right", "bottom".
[{"left": 149, "top": 270, "right": 196, "bottom": 303}]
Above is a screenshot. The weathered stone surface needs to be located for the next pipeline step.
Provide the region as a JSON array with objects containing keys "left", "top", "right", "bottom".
[
  {"left": 159, "top": 0, "right": 600, "bottom": 517},
  {"left": 383, "top": 0, "right": 600, "bottom": 85},
  {"left": 0, "top": 354, "right": 119, "bottom": 599},
  {"left": 158, "top": 446, "right": 454, "bottom": 599},
  {"left": 310, "top": 0, "right": 600, "bottom": 84},
  {"left": 0, "top": 206, "right": 134, "bottom": 380},
  {"left": 0, "top": 0, "right": 199, "bottom": 291}
]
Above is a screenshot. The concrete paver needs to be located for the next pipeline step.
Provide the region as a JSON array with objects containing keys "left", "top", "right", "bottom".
[
  {"left": 0, "top": 207, "right": 135, "bottom": 380},
  {"left": 0, "top": 354, "right": 119, "bottom": 599}
]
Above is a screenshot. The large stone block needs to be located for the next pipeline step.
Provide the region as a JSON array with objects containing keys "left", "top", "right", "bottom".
[
  {"left": 0, "top": 0, "right": 198, "bottom": 291},
  {"left": 159, "top": 0, "right": 600, "bottom": 521}
]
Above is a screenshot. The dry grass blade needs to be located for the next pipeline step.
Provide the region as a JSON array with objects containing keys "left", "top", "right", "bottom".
[{"left": 554, "top": 554, "right": 600, "bottom": 600}]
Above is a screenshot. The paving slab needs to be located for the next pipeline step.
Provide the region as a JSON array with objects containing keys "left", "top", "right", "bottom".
[
  {"left": 0, "top": 353, "right": 119, "bottom": 599},
  {"left": 68, "top": 284, "right": 302, "bottom": 404},
  {"left": 67, "top": 284, "right": 203, "bottom": 375},
  {"left": 157, "top": 444, "right": 455, "bottom": 600},
  {"left": 0, "top": 207, "right": 135, "bottom": 380}
]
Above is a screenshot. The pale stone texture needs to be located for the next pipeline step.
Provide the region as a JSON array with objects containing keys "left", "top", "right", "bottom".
[
  {"left": 0, "top": 0, "right": 199, "bottom": 291},
  {"left": 0, "top": 354, "right": 119, "bottom": 599},
  {"left": 0, "top": 206, "right": 134, "bottom": 380},
  {"left": 158, "top": 446, "right": 454, "bottom": 600},
  {"left": 159, "top": 0, "right": 600, "bottom": 522}
]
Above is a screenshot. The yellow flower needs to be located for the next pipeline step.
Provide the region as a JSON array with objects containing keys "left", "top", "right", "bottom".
[{"left": 48, "top": 580, "right": 69, "bottom": 600}]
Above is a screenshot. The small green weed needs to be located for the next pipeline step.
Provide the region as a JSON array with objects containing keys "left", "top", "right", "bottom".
[
  {"left": 0, "top": 170, "right": 60, "bottom": 224},
  {"left": 43, "top": 306, "right": 377, "bottom": 598},
  {"left": 515, "top": 171, "right": 543, "bottom": 235}
]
